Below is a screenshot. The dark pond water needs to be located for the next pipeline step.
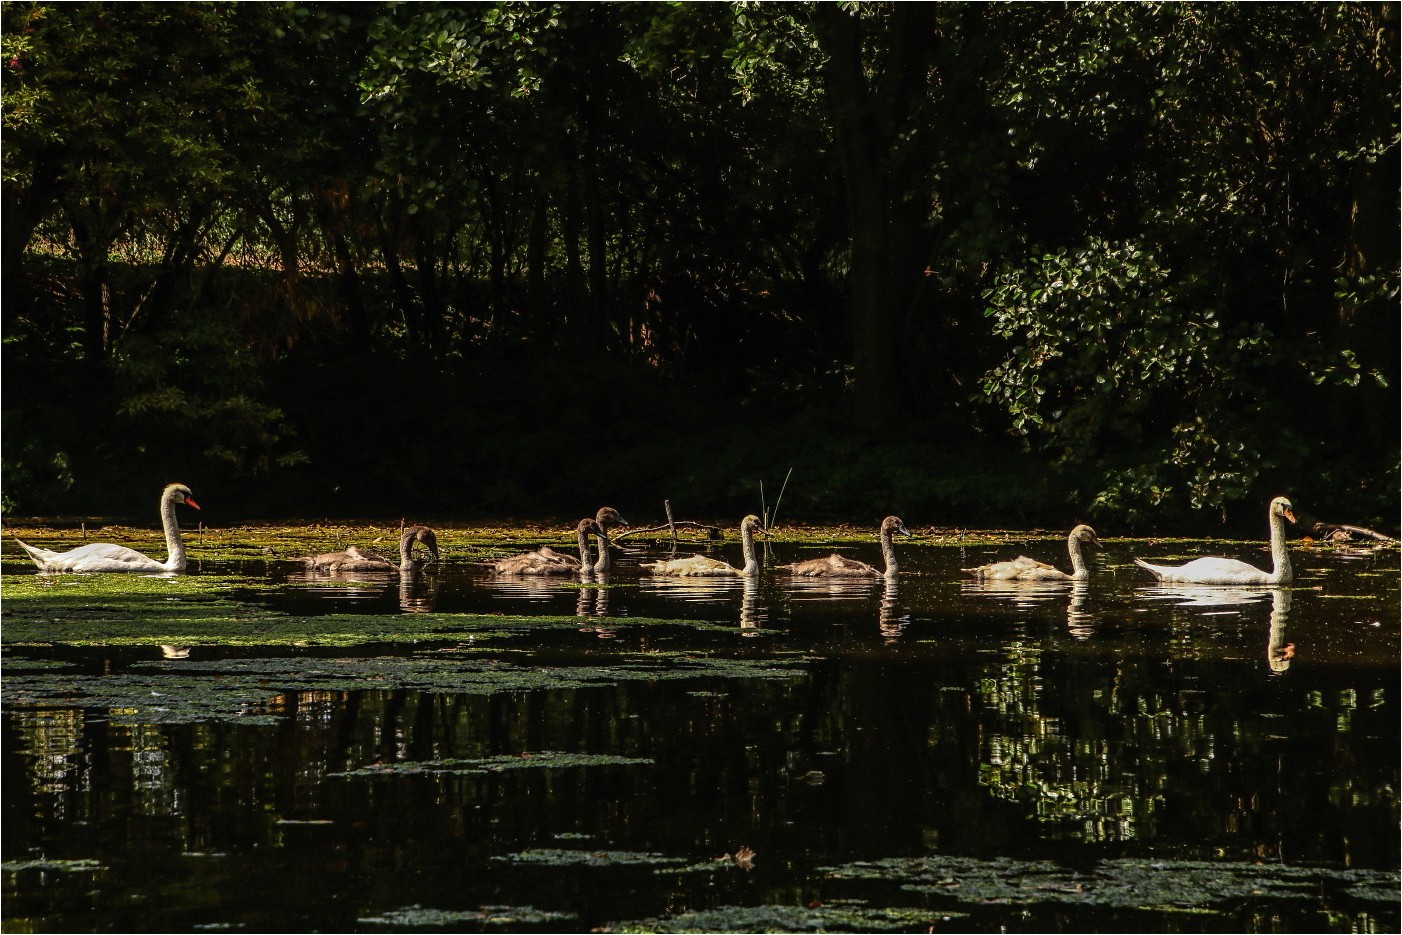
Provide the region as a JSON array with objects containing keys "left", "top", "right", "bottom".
[{"left": 3, "top": 534, "right": 1398, "bottom": 933}]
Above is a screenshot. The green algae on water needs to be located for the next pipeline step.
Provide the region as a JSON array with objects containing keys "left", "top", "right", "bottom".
[
  {"left": 612, "top": 904, "right": 971, "bottom": 933},
  {"left": 2, "top": 575, "right": 776, "bottom": 649},
  {"left": 3, "top": 858, "right": 105, "bottom": 874},
  {"left": 491, "top": 848, "right": 683, "bottom": 868},
  {"left": 3, "top": 653, "right": 811, "bottom": 724},
  {"left": 359, "top": 904, "right": 578, "bottom": 928},
  {"left": 330, "top": 752, "right": 654, "bottom": 778},
  {"left": 820, "top": 855, "right": 1401, "bottom": 912}
]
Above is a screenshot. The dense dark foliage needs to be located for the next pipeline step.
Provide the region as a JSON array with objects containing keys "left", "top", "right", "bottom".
[{"left": 3, "top": 2, "right": 1396, "bottom": 530}]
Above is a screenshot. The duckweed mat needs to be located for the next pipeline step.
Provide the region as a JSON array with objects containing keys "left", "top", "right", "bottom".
[
  {"left": 358, "top": 905, "right": 578, "bottom": 929},
  {"left": 1, "top": 568, "right": 776, "bottom": 649},
  {"left": 329, "top": 752, "right": 655, "bottom": 778},
  {"left": 612, "top": 904, "right": 971, "bottom": 933},
  {"left": 819, "top": 855, "right": 1400, "bottom": 912},
  {"left": 2, "top": 654, "right": 811, "bottom": 724}
]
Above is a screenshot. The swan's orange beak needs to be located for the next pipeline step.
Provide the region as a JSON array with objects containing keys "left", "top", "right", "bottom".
[
  {"left": 184, "top": 497, "right": 201, "bottom": 511},
  {"left": 1283, "top": 508, "right": 1296, "bottom": 524}
]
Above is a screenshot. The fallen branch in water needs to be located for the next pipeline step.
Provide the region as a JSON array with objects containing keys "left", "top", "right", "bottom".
[
  {"left": 612, "top": 500, "right": 721, "bottom": 542},
  {"left": 1310, "top": 522, "right": 1397, "bottom": 543}
]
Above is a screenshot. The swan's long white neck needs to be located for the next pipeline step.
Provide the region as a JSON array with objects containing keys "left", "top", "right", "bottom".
[
  {"left": 160, "top": 490, "right": 187, "bottom": 572},
  {"left": 1268, "top": 508, "right": 1292, "bottom": 584},
  {"left": 879, "top": 524, "right": 899, "bottom": 577},
  {"left": 1067, "top": 532, "right": 1091, "bottom": 580},
  {"left": 739, "top": 522, "right": 759, "bottom": 576}
]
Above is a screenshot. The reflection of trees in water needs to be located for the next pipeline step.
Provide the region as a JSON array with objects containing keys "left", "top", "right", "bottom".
[
  {"left": 122, "top": 722, "right": 182, "bottom": 818},
  {"left": 3, "top": 600, "right": 1394, "bottom": 874},
  {"left": 974, "top": 642, "right": 1165, "bottom": 843},
  {"left": 967, "top": 588, "right": 1336, "bottom": 848},
  {"left": 11, "top": 708, "right": 85, "bottom": 820}
]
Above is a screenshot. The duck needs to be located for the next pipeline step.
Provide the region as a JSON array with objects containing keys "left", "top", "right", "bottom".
[
  {"left": 14, "top": 483, "right": 201, "bottom": 573},
  {"left": 962, "top": 524, "right": 1102, "bottom": 581},
  {"left": 491, "top": 507, "right": 628, "bottom": 576},
  {"left": 300, "top": 524, "right": 439, "bottom": 573},
  {"left": 642, "top": 514, "right": 763, "bottom": 577},
  {"left": 1134, "top": 496, "right": 1296, "bottom": 585},
  {"left": 778, "top": 516, "right": 911, "bottom": 578}
]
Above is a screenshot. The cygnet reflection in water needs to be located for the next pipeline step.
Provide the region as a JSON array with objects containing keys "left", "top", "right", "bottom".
[
  {"left": 781, "top": 575, "right": 884, "bottom": 601},
  {"left": 739, "top": 577, "right": 765, "bottom": 636},
  {"left": 479, "top": 572, "right": 583, "bottom": 603},
  {"left": 961, "top": 578, "right": 1082, "bottom": 609},
  {"left": 575, "top": 578, "right": 613, "bottom": 618},
  {"left": 398, "top": 572, "right": 438, "bottom": 614},
  {"left": 639, "top": 573, "right": 752, "bottom": 605},
  {"left": 961, "top": 579, "right": 1098, "bottom": 638},
  {"left": 283, "top": 570, "right": 400, "bottom": 606},
  {"left": 878, "top": 578, "right": 907, "bottom": 640}
]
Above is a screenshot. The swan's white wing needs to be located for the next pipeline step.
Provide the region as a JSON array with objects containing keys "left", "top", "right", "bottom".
[
  {"left": 47, "top": 543, "right": 166, "bottom": 573},
  {"left": 1134, "top": 556, "right": 1270, "bottom": 585}
]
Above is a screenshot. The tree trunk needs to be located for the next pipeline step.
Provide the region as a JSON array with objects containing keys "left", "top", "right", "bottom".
[
  {"left": 813, "top": 4, "right": 938, "bottom": 426},
  {"left": 527, "top": 180, "right": 549, "bottom": 326},
  {"left": 310, "top": 191, "right": 369, "bottom": 344},
  {"left": 584, "top": 170, "right": 609, "bottom": 351},
  {"left": 69, "top": 213, "right": 114, "bottom": 361},
  {"left": 563, "top": 180, "right": 587, "bottom": 344}
]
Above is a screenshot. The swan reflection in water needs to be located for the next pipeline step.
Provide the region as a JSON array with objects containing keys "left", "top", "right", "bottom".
[
  {"left": 1137, "top": 585, "right": 1294, "bottom": 674},
  {"left": 160, "top": 644, "right": 191, "bottom": 659},
  {"left": 961, "top": 579, "right": 1098, "bottom": 638}
]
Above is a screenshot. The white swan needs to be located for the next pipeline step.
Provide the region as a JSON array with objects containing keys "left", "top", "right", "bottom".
[
  {"left": 778, "top": 516, "right": 910, "bottom": 578},
  {"left": 1135, "top": 497, "right": 1296, "bottom": 585},
  {"left": 643, "top": 514, "right": 763, "bottom": 577},
  {"left": 962, "top": 524, "right": 1101, "bottom": 581},
  {"left": 13, "top": 483, "right": 201, "bottom": 573},
  {"left": 300, "top": 524, "right": 439, "bottom": 573}
]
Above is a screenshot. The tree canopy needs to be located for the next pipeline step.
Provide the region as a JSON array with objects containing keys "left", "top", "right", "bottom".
[{"left": 3, "top": 1, "right": 1396, "bottom": 529}]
